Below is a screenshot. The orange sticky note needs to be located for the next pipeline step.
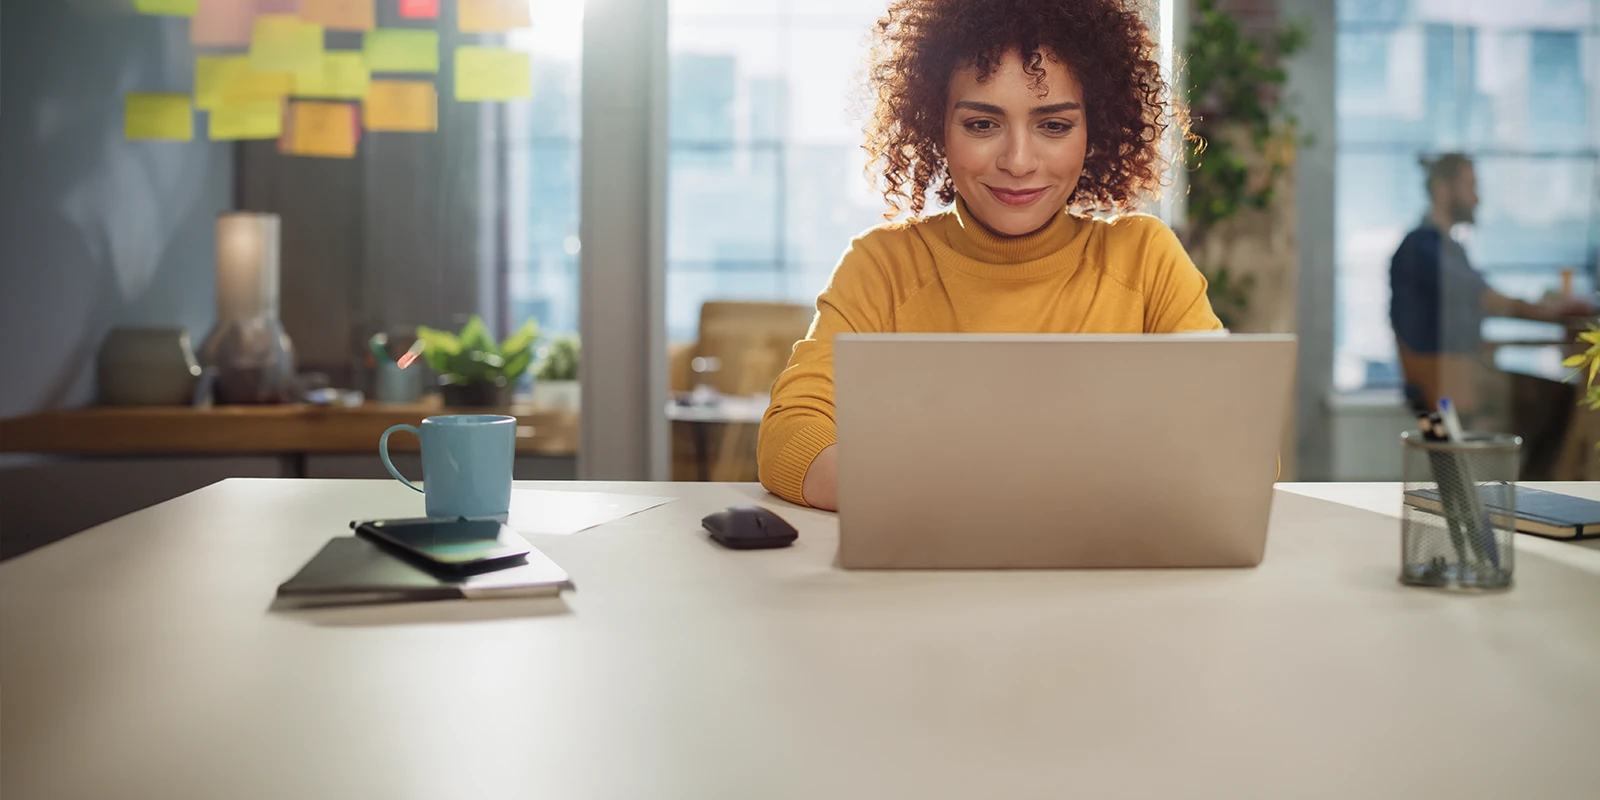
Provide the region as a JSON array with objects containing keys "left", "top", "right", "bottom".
[
  {"left": 210, "top": 98, "right": 284, "bottom": 140},
  {"left": 454, "top": 46, "right": 530, "bottom": 101},
  {"left": 298, "top": 0, "right": 374, "bottom": 32},
  {"left": 283, "top": 101, "right": 358, "bottom": 158},
  {"left": 125, "top": 93, "right": 194, "bottom": 141},
  {"left": 191, "top": 0, "right": 256, "bottom": 45},
  {"left": 457, "top": 0, "right": 530, "bottom": 33},
  {"left": 363, "top": 80, "right": 437, "bottom": 132}
]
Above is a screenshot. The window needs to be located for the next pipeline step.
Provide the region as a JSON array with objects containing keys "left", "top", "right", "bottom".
[
  {"left": 665, "top": 0, "right": 893, "bottom": 343},
  {"left": 1334, "top": 0, "right": 1600, "bottom": 390},
  {"left": 503, "top": 3, "right": 584, "bottom": 339}
]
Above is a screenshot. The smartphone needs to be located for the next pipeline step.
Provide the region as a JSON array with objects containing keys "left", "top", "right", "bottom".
[{"left": 351, "top": 517, "right": 532, "bottom": 572}]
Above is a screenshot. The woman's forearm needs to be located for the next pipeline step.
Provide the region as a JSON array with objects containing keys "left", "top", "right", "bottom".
[{"left": 801, "top": 445, "right": 839, "bottom": 511}]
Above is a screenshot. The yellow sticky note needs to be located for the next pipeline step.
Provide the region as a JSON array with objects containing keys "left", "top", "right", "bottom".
[
  {"left": 250, "top": 15, "right": 324, "bottom": 74},
  {"left": 454, "top": 47, "right": 530, "bottom": 102},
  {"left": 299, "top": 0, "right": 375, "bottom": 32},
  {"left": 197, "top": 56, "right": 293, "bottom": 110},
  {"left": 295, "top": 51, "right": 370, "bottom": 99},
  {"left": 134, "top": 0, "right": 198, "bottom": 16},
  {"left": 125, "top": 94, "right": 194, "bottom": 141},
  {"left": 457, "top": 0, "right": 530, "bottom": 33},
  {"left": 210, "top": 99, "right": 284, "bottom": 140},
  {"left": 363, "top": 80, "right": 437, "bottom": 132},
  {"left": 284, "top": 101, "right": 358, "bottom": 158},
  {"left": 365, "top": 29, "right": 438, "bottom": 73}
]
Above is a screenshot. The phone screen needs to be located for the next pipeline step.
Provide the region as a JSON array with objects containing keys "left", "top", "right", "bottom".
[{"left": 357, "top": 518, "right": 531, "bottom": 567}]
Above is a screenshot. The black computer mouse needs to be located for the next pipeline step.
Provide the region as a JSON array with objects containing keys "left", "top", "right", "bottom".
[{"left": 702, "top": 506, "right": 798, "bottom": 550}]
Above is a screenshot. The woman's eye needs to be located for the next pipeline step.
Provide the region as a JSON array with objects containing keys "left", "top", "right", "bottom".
[
  {"left": 1041, "top": 121, "right": 1075, "bottom": 135},
  {"left": 963, "top": 119, "right": 998, "bottom": 133}
]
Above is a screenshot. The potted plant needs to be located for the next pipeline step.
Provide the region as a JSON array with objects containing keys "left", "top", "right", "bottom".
[
  {"left": 530, "top": 335, "right": 580, "bottom": 411},
  {"left": 1180, "top": 0, "right": 1308, "bottom": 330},
  {"left": 416, "top": 316, "right": 537, "bottom": 408}
]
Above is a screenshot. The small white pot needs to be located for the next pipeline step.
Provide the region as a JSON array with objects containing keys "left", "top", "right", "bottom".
[{"left": 531, "top": 380, "right": 580, "bottom": 411}]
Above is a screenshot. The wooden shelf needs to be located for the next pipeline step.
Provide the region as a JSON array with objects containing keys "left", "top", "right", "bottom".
[{"left": 0, "top": 400, "right": 579, "bottom": 456}]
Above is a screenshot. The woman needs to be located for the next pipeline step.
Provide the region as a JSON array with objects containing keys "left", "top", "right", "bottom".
[{"left": 759, "top": 0, "right": 1220, "bottom": 510}]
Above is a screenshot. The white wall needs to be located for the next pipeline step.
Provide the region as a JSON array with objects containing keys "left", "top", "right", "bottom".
[{"left": 0, "top": 0, "right": 232, "bottom": 418}]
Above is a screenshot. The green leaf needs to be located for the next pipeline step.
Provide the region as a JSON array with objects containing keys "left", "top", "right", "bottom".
[
  {"left": 1563, "top": 354, "right": 1588, "bottom": 368},
  {"left": 415, "top": 325, "right": 459, "bottom": 373},
  {"left": 457, "top": 315, "right": 496, "bottom": 356},
  {"left": 502, "top": 347, "right": 534, "bottom": 381},
  {"left": 500, "top": 318, "right": 539, "bottom": 356}
]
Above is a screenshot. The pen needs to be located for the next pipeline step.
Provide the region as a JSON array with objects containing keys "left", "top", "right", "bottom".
[
  {"left": 1437, "top": 398, "right": 1500, "bottom": 571},
  {"left": 1418, "top": 413, "right": 1470, "bottom": 569},
  {"left": 369, "top": 332, "right": 394, "bottom": 366}
]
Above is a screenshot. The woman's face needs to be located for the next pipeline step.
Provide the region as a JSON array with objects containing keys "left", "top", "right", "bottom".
[{"left": 944, "top": 48, "right": 1087, "bottom": 236}]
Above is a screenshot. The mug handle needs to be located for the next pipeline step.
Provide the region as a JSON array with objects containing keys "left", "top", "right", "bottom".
[{"left": 379, "top": 424, "right": 424, "bottom": 494}]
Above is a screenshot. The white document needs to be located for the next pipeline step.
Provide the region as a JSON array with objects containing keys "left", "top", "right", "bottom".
[{"left": 508, "top": 490, "right": 676, "bottom": 536}]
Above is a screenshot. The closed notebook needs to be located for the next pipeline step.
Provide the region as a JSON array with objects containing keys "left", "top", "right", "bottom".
[
  {"left": 1403, "top": 487, "right": 1600, "bottom": 540},
  {"left": 276, "top": 536, "right": 573, "bottom": 607}
]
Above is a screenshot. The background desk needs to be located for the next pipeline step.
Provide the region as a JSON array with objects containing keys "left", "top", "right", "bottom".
[
  {"left": 0, "top": 401, "right": 579, "bottom": 558},
  {"left": 3, "top": 480, "right": 1597, "bottom": 798}
]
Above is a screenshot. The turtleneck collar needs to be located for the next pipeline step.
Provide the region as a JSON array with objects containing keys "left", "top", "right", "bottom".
[{"left": 925, "top": 195, "right": 1087, "bottom": 280}]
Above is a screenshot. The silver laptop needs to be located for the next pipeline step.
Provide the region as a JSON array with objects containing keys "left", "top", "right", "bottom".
[{"left": 833, "top": 334, "right": 1297, "bottom": 569}]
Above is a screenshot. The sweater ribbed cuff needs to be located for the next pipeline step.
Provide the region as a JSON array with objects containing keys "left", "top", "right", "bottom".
[{"left": 763, "top": 424, "right": 837, "bottom": 507}]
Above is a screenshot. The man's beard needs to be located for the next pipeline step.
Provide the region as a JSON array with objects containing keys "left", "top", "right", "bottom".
[{"left": 1452, "top": 200, "right": 1475, "bottom": 225}]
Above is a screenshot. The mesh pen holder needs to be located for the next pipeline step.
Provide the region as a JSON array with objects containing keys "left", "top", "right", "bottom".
[{"left": 1400, "top": 431, "right": 1519, "bottom": 590}]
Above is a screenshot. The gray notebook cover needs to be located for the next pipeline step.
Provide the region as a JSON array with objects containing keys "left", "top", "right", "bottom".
[{"left": 276, "top": 536, "right": 574, "bottom": 607}]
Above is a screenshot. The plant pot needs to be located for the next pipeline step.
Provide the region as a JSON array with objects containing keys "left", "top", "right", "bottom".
[
  {"left": 440, "top": 378, "right": 513, "bottom": 408},
  {"left": 97, "top": 327, "right": 203, "bottom": 406},
  {"left": 530, "top": 379, "right": 580, "bottom": 411}
]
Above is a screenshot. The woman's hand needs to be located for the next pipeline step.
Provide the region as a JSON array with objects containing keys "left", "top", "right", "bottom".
[{"left": 801, "top": 445, "right": 839, "bottom": 511}]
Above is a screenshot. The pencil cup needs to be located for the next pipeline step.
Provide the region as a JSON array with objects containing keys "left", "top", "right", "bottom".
[{"left": 1399, "top": 431, "right": 1520, "bottom": 590}]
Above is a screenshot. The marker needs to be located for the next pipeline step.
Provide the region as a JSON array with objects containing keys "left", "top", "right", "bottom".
[{"left": 396, "top": 339, "right": 425, "bottom": 370}]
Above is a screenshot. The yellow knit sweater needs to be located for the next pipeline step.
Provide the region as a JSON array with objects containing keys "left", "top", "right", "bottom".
[{"left": 757, "top": 198, "right": 1224, "bottom": 506}]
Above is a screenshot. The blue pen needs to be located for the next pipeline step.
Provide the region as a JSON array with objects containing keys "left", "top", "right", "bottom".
[{"left": 1438, "top": 398, "right": 1501, "bottom": 571}]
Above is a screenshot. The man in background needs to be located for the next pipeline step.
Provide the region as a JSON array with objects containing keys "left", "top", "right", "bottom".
[{"left": 1390, "top": 153, "right": 1594, "bottom": 476}]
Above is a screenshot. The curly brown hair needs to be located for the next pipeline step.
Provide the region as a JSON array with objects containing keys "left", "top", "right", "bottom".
[{"left": 865, "top": 0, "right": 1183, "bottom": 217}]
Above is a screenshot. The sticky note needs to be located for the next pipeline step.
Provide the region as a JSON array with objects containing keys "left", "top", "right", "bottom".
[
  {"left": 363, "top": 80, "right": 437, "bottom": 132},
  {"left": 365, "top": 29, "right": 439, "bottom": 73},
  {"left": 282, "top": 102, "right": 358, "bottom": 158},
  {"left": 457, "top": 0, "right": 530, "bottom": 33},
  {"left": 196, "top": 56, "right": 292, "bottom": 109},
  {"left": 294, "top": 51, "right": 370, "bottom": 99},
  {"left": 298, "top": 0, "right": 374, "bottom": 32},
  {"left": 210, "top": 99, "right": 284, "bottom": 140},
  {"left": 257, "top": 0, "right": 300, "bottom": 12},
  {"left": 454, "top": 47, "right": 530, "bottom": 102},
  {"left": 134, "top": 0, "right": 198, "bottom": 15},
  {"left": 191, "top": 0, "right": 255, "bottom": 44},
  {"left": 125, "top": 94, "right": 194, "bottom": 141},
  {"left": 399, "top": 0, "right": 439, "bottom": 19},
  {"left": 250, "top": 15, "right": 324, "bottom": 74}
]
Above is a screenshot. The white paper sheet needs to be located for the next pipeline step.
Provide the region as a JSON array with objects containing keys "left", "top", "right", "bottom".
[{"left": 507, "top": 490, "right": 676, "bottom": 536}]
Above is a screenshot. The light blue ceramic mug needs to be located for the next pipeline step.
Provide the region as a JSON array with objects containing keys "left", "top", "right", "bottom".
[{"left": 380, "top": 414, "right": 516, "bottom": 518}]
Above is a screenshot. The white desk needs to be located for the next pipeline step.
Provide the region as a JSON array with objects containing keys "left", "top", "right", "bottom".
[
  {"left": 1281, "top": 481, "right": 1600, "bottom": 552},
  {"left": 4, "top": 480, "right": 1599, "bottom": 799}
]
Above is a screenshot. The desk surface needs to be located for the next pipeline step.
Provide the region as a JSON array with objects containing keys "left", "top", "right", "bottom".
[
  {"left": 4, "top": 481, "right": 1599, "bottom": 799},
  {"left": 0, "top": 400, "right": 580, "bottom": 456}
]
